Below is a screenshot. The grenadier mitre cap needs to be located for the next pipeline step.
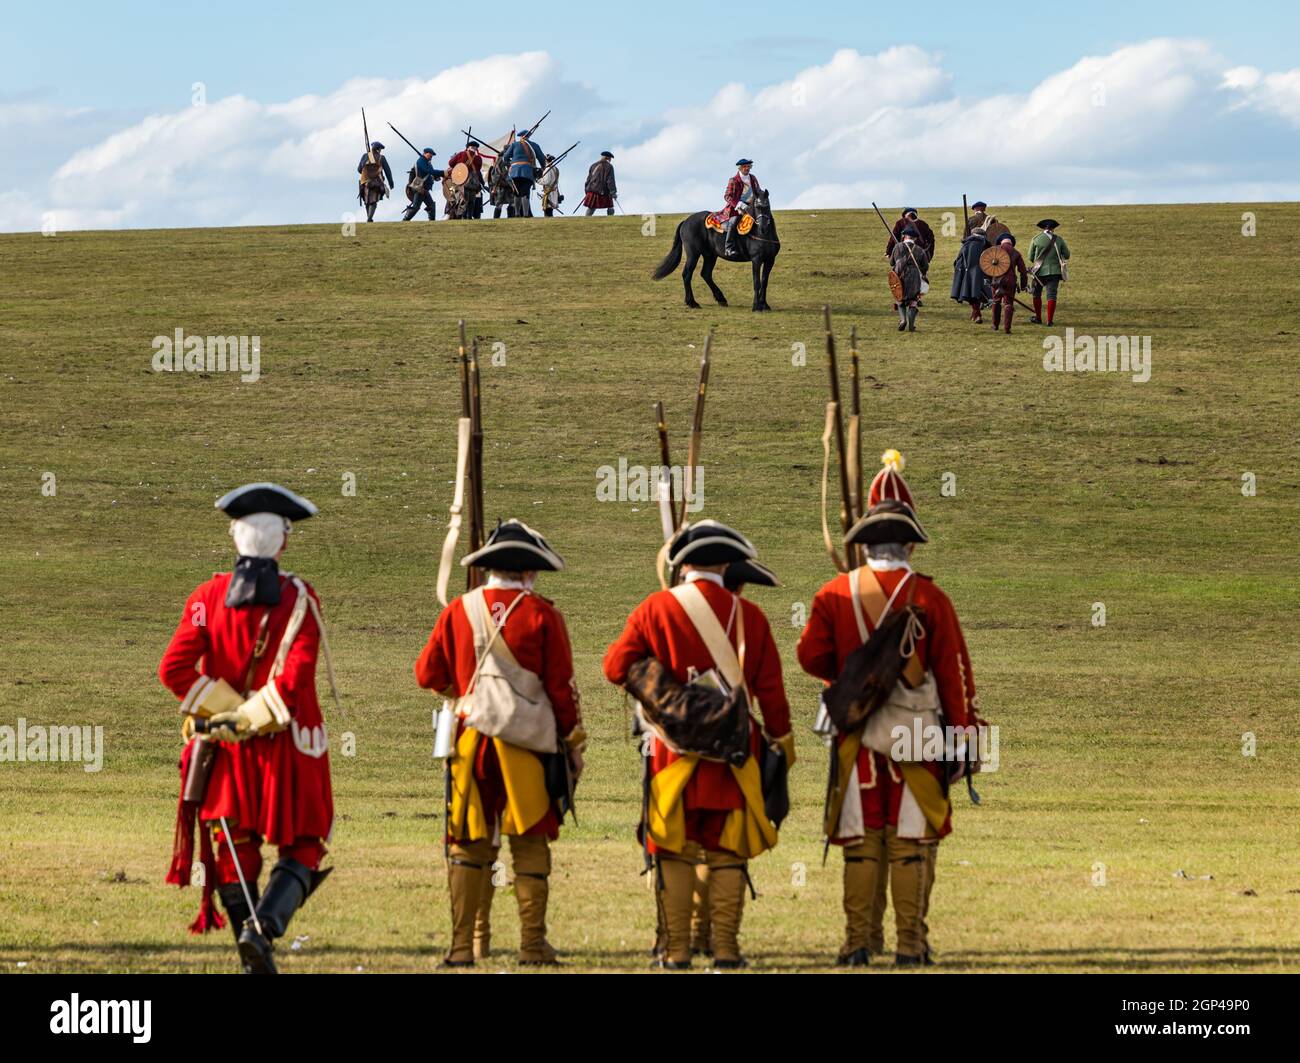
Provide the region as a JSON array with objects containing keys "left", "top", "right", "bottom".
[
  {"left": 216, "top": 483, "right": 317, "bottom": 522},
  {"left": 867, "top": 449, "right": 913, "bottom": 509},
  {"left": 852, "top": 450, "right": 927, "bottom": 545},
  {"left": 461, "top": 519, "right": 564, "bottom": 572},
  {"left": 1037, "top": 218, "right": 1060, "bottom": 230},
  {"left": 724, "top": 558, "right": 779, "bottom": 591},
  {"left": 667, "top": 520, "right": 757, "bottom": 567}
]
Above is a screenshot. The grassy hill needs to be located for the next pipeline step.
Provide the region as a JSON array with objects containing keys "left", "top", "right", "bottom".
[{"left": 1, "top": 202, "right": 1298, "bottom": 972}]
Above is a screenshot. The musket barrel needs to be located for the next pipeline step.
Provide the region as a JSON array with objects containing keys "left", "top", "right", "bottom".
[{"left": 823, "top": 307, "right": 854, "bottom": 539}]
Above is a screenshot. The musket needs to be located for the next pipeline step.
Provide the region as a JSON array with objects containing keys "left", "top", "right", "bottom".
[
  {"left": 458, "top": 128, "right": 498, "bottom": 160},
  {"left": 523, "top": 109, "right": 550, "bottom": 139},
  {"left": 535, "top": 141, "right": 579, "bottom": 185},
  {"left": 824, "top": 307, "right": 854, "bottom": 561},
  {"left": 654, "top": 401, "right": 678, "bottom": 539},
  {"left": 362, "top": 108, "right": 371, "bottom": 152},
  {"left": 847, "top": 325, "right": 864, "bottom": 566},
  {"left": 683, "top": 332, "right": 712, "bottom": 507},
  {"left": 467, "top": 337, "right": 485, "bottom": 591},
  {"left": 872, "top": 200, "right": 926, "bottom": 282},
  {"left": 386, "top": 121, "right": 423, "bottom": 158},
  {"left": 437, "top": 321, "right": 475, "bottom": 606},
  {"left": 962, "top": 193, "right": 969, "bottom": 234}
]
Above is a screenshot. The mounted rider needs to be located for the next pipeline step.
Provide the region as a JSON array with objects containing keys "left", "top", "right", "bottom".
[{"left": 721, "top": 159, "right": 762, "bottom": 258}]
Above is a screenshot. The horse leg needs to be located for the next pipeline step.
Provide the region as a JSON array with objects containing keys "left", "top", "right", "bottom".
[
  {"left": 759, "top": 257, "right": 774, "bottom": 311},
  {"left": 700, "top": 253, "right": 727, "bottom": 306},
  {"left": 682, "top": 250, "right": 702, "bottom": 309},
  {"left": 751, "top": 259, "right": 763, "bottom": 311}
]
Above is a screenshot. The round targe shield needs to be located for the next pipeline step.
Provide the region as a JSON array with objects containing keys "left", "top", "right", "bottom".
[
  {"left": 887, "top": 270, "right": 905, "bottom": 302},
  {"left": 738, "top": 214, "right": 754, "bottom": 235},
  {"left": 451, "top": 162, "right": 470, "bottom": 186},
  {"left": 979, "top": 246, "right": 1011, "bottom": 278},
  {"left": 983, "top": 219, "right": 1010, "bottom": 244}
]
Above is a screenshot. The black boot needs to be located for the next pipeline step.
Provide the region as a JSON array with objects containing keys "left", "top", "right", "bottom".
[
  {"left": 836, "top": 947, "right": 872, "bottom": 967},
  {"left": 238, "top": 858, "right": 327, "bottom": 974},
  {"left": 895, "top": 948, "right": 935, "bottom": 967},
  {"left": 216, "top": 882, "right": 258, "bottom": 970},
  {"left": 723, "top": 229, "right": 739, "bottom": 259}
]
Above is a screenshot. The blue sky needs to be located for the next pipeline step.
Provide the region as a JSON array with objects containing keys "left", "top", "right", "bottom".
[{"left": 4, "top": 1, "right": 1298, "bottom": 229}]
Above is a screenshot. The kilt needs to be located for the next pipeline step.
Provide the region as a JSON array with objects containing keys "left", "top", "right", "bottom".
[{"left": 582, "top": 191, "right": 614, "bottom": 209}]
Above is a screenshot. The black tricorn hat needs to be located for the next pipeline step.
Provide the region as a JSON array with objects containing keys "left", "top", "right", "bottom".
[
  {"left": 600, "top": 150, "right": 614, "bottom": 158},
  {"left": 216, "top": 482, "right": 318, "bottom": 522},
  {"left": 724, "top": 558, "right": 779, "bottom": 591},
  {"left": 667, "top": 520, "right": 757, "bottom": 568},
  {"left": 845, "top": 499, "right": 928, "bottom": 547},
  {"left": 461, "top": 518, "right": 564, "bottom": 572},
  {"left": 1037, "top": 218, "right": 1061, "bottom": 230}
]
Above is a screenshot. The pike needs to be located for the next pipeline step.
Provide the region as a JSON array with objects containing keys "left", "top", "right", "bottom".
[
  {"left": 362, "top": 108, "right": 370, "bottom": 153},
  {"left": 820, "top": 306, "right": 853, "bottom": 573}
]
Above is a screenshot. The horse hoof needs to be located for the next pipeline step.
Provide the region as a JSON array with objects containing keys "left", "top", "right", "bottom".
[{"left": 685, "top": 303, "right": 701, "bottom": 310}]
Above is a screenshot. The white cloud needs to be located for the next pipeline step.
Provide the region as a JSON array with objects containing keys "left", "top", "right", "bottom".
[{"left": 5, "top": 39, "right": 1300, "bottom": 232}]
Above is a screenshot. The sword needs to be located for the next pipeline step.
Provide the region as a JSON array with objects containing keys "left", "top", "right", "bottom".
[{"left": 219, "top": 816, "right": 262, "bottom": 937}]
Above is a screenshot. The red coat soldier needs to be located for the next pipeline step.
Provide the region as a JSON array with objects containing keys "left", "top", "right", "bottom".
[
  {"left": 603, "top": 521, "right": 794, "bottom": 969},
  {"left": 415, "top": 520, "right": 586, "bottom": 967},
  {"left": 160, "top": 483, "right": 336, "bottom": 974},
  {"left": 797, "top": 453, "right": 984, "bottom": 967}
]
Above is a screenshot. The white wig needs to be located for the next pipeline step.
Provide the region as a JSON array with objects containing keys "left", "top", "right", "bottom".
[{"left": 230, "top": 512, "right": 290, "bottom": 558}]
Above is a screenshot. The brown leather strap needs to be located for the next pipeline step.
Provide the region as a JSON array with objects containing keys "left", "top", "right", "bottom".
[{"left": 241, "top": 611, "right": 272, "bottom": 697}]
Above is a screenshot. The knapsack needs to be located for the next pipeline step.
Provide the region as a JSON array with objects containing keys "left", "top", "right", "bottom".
[{"left": 823, "top": 571, "right": 926, "bottom": 736}]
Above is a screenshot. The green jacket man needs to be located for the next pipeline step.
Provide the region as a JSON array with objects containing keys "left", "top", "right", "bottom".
[{"left": 1028, "top": 219, "right": 1071, "bottom": 325}]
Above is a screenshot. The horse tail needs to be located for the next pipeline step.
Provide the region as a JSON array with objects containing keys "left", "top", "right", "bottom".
[{"left": 652, "top": 221, "right": 685, "bottom": 280}]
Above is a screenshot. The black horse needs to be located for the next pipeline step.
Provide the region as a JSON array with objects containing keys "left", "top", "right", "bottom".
[{"left": 652, "top": 189, "right": 779, "bottom": 311}]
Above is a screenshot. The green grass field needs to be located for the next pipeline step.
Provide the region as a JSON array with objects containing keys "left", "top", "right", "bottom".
[{"left": 1, "top": 203, "right": 1298, "bottom": 973}]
